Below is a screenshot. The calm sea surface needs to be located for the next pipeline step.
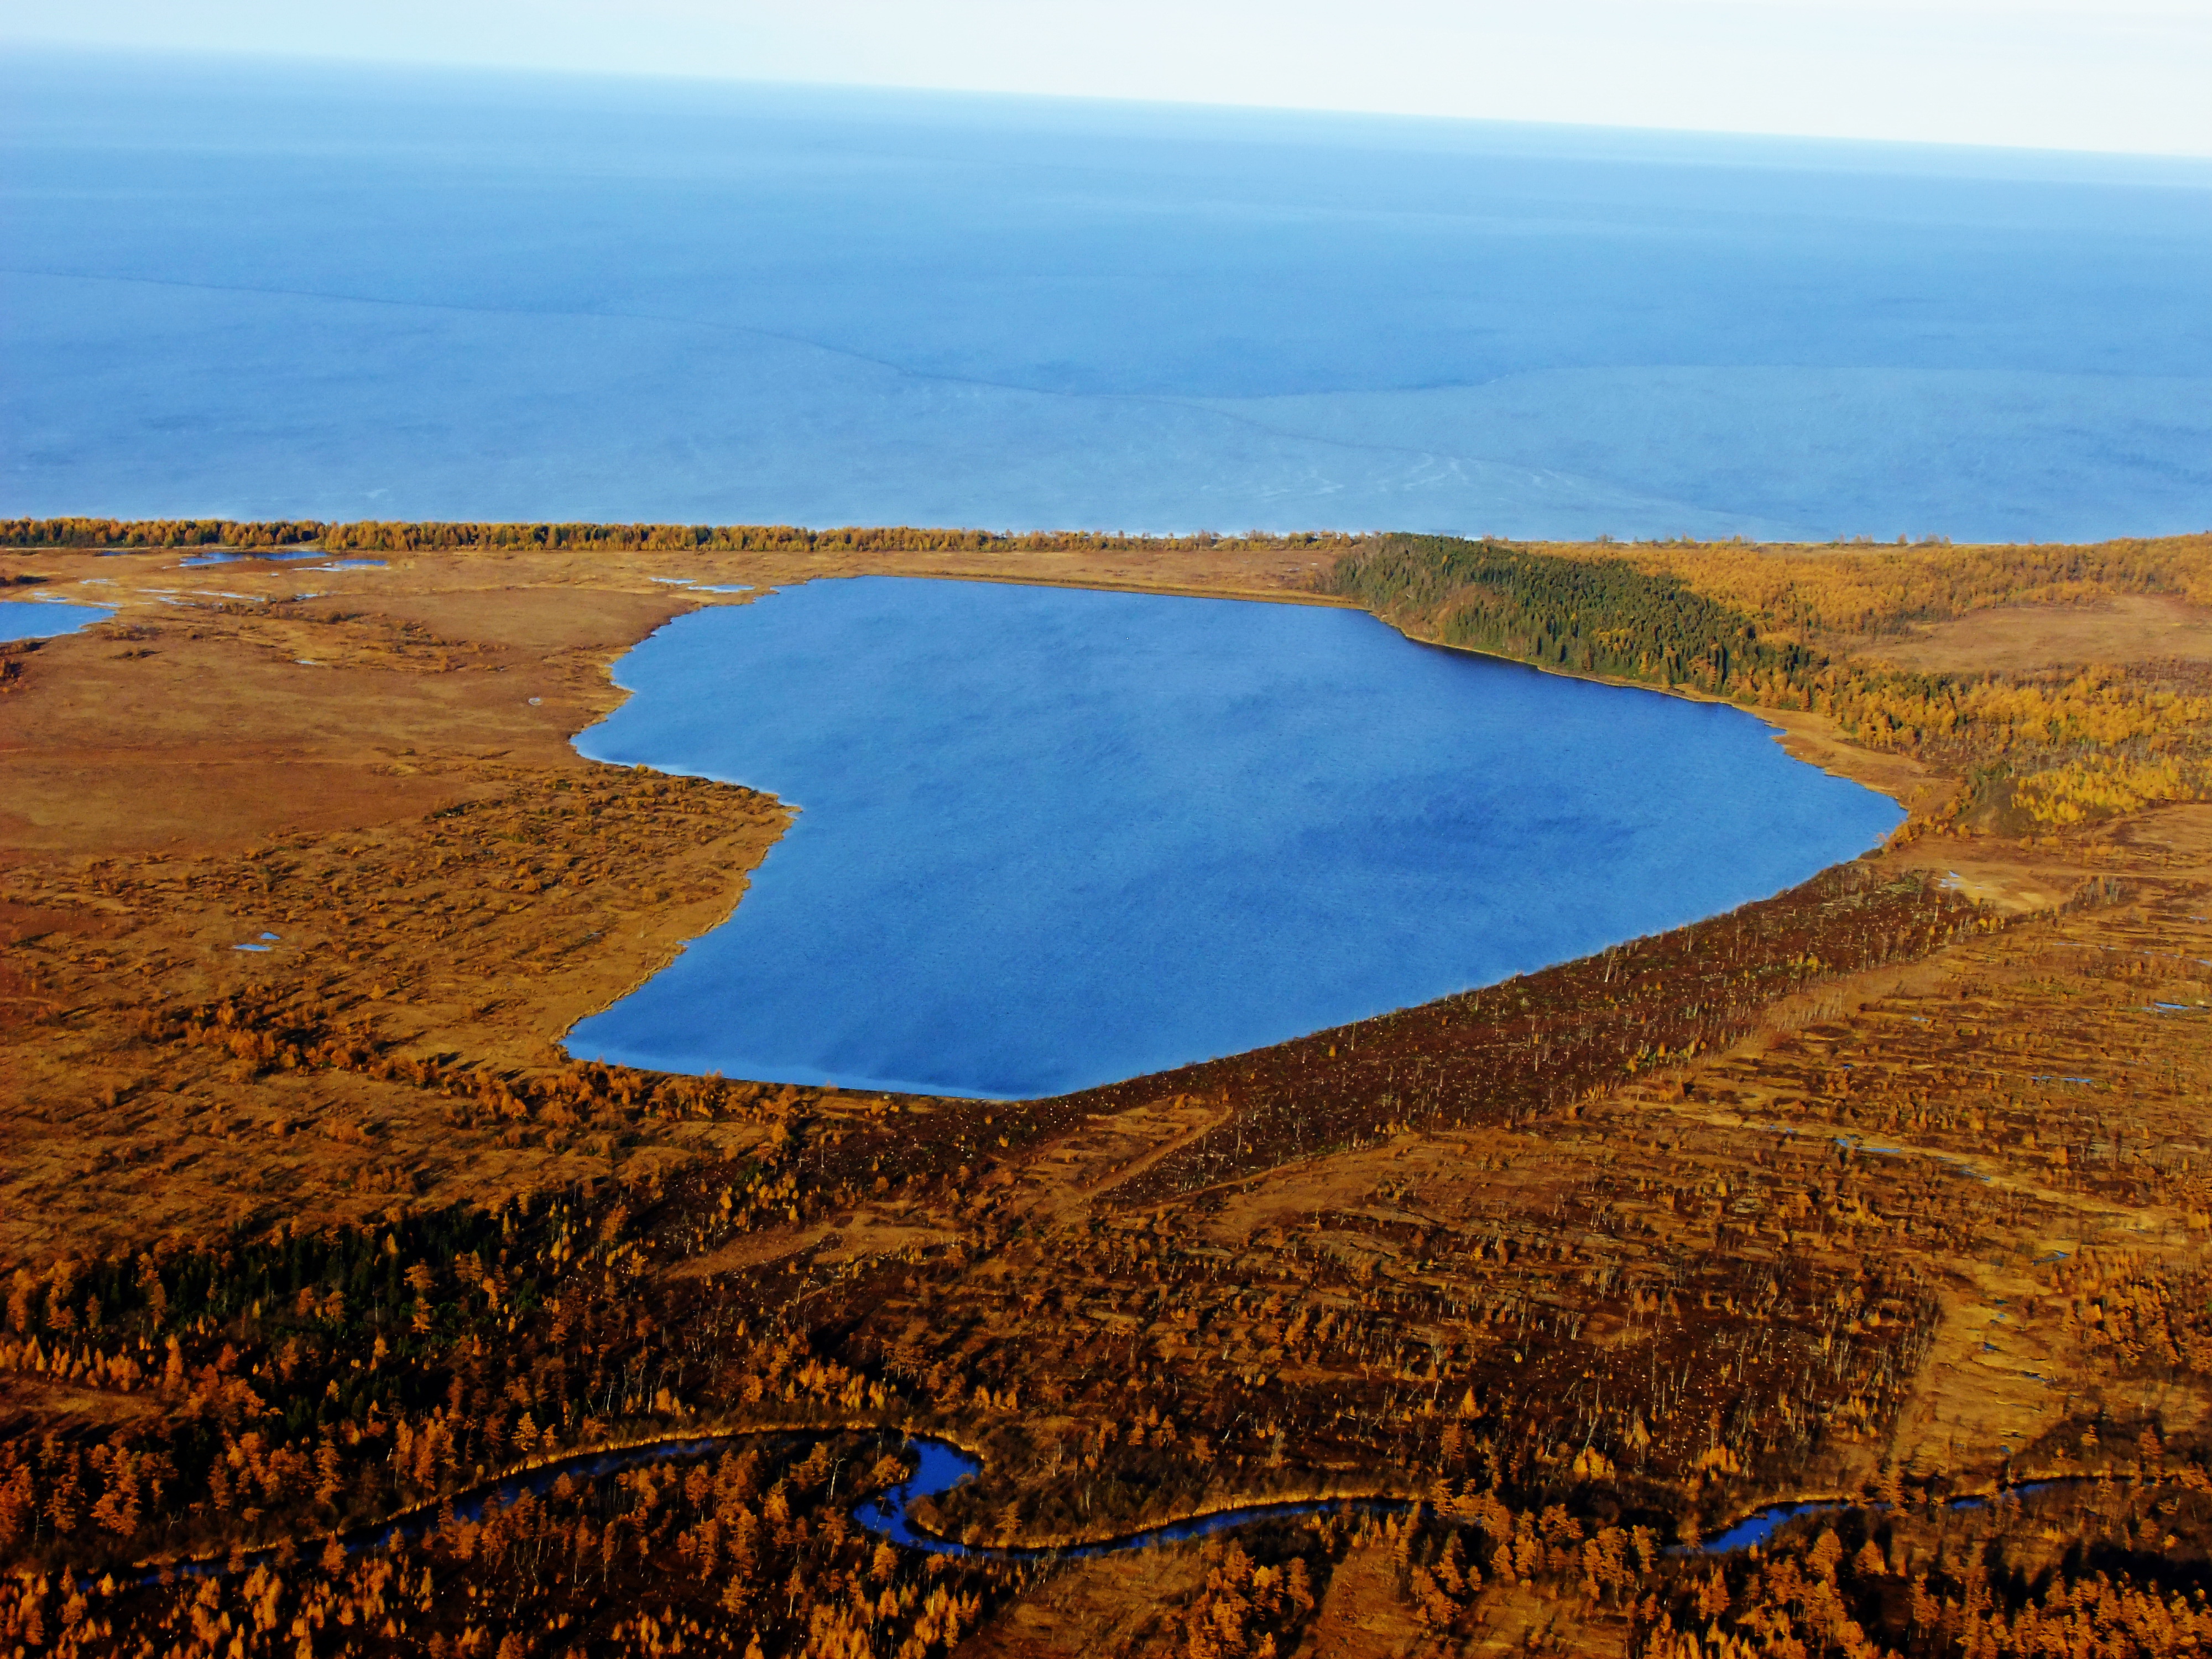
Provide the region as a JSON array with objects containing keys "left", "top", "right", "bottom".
[
  {"left": 565, "top": 580, "right": 1903, "bottom": 1098},
  {"left": 4, "top": 49, "right": 2208, "bottom": 540}
]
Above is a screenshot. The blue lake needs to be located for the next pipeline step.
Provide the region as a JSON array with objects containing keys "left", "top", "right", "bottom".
[
  {"left": 4, "top": 49, "right": 2209, "bottom": 540},
  {"left": 565, "top": 580, "right": 1902, "bottom": 1098}
]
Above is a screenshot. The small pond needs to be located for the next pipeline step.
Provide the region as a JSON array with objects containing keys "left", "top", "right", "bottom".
[
  {"left": 566, "top": 578, "right": 1902, "bottom": 1098},
  {"left": 0, "top": 599, "right": 115, "bottom": 641}
]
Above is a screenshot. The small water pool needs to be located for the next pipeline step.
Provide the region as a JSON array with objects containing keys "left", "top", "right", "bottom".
[
  {"left": 651, "top": 576, "right": 755, "bottom": 594},
  {"left": 0, "top": 599, "right": 115, "bottom": 641},
  {"left": 178, "top": 549, "right": 325, "bottom": 567}
]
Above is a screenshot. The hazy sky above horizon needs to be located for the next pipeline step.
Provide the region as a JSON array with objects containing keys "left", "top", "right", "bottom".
[{"left": 3, "top": 0, "right": 2209, "bottom": 157}]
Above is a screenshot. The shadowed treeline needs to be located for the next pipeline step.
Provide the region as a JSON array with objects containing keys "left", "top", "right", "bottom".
[
  {"left": 0, "top": 519, "right": 1356, "bottom": 559},
  {"left": 1329, "top": 533, "right": 2212, "bottom": 832}
]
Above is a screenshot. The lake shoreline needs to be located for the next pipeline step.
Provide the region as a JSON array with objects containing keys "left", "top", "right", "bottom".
[
  {"left": 561, "top": 574, "right": 1901, "bottom": 1097},
  {"left": 0, "top": 531, "right": 2162, "bottom": 1261}
]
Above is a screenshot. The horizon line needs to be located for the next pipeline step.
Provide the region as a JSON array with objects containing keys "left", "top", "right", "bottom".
[{"left": 7, "top": 36, "right": 2212, "bottom": 168}]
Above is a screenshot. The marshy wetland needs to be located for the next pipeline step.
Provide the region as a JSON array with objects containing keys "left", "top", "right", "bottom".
[{"left": 3, "top": 521, "right": 2212, "bottom": 1659}]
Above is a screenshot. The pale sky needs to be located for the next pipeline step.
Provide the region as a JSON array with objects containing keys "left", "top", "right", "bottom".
[{"left": 5, "top": 0, "right": 2210, "bottom": 156}]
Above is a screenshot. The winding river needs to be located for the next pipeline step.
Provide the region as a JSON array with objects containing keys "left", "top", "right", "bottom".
[
  {"left": 139, "top": 1430, "right": 2056, "bottom": 1582},
  {"left": 851, "top": 1438, "right": 1408, "bottom": 1559}
]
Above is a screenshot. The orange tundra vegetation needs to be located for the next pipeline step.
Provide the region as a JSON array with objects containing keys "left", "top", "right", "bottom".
[{"left": 2, "top": 522, "right": 2211, "bottom": 1657}]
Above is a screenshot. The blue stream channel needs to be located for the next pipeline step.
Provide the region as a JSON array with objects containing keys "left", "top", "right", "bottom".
[
  {"left": 566, "top": 577, "right": 1902, "bottom": 1100},
  {"left": 853, "top": 1439, "right": 1410, "bottom": 1560},
  {"left": 1688, "top": 1483, "right": 2054, "bottom": 1555},
  {"left": 138, "top": 1431, "right": 2063, "bottom": 1583}
]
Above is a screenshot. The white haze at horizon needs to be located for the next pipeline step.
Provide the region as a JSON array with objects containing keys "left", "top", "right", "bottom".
[{"left": 2, "top": 0, "right": 2208, "bottom": 156}]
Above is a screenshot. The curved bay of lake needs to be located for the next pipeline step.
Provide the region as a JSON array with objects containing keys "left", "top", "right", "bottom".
[{"left": 566, "top": 580, "right": 1902, "bottom": 1098}]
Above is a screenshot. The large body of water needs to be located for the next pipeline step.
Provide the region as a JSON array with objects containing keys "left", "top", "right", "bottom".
[
  {"left": 566, "top": 580, "right": 1901, "bottom": 1098},
  {"left": 4, "top": 49, "right": 2208, "bottom": 541}
]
